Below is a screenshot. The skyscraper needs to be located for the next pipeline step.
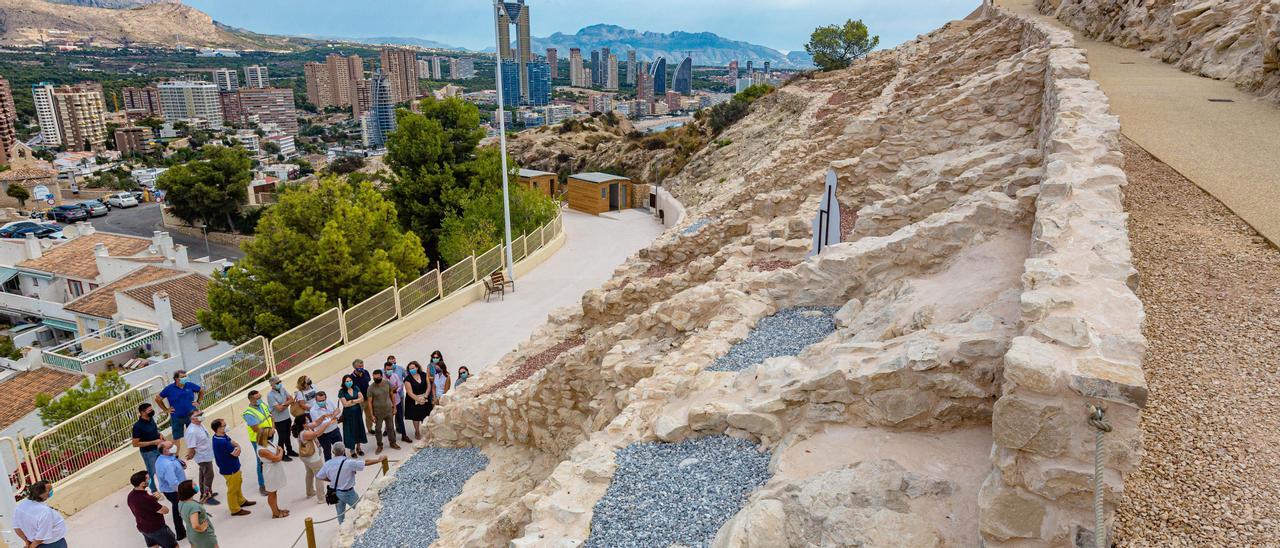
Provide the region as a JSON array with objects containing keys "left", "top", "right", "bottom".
[
  {"left": 353, "top": 78, "right": 371, "bottom": 120},
  {"left": 546, "top": 48, "right": 558, "bottom": 79},
  {"left": 746, "top": 60, "right": 753, "bottom": 74},
  {"left": 569, "top": 48, "right": 585, "bottom": 87},
  {"left": 673, "top": 56, "right": 693, "bottom": 95},
  {"left": 304, "top": 54, "right": 363, "bottom": 108},
  {"left": 763, "top": 61, "right": 770, "bottom": 74},
  {"left": 213, "top": 68, "right": 239, "bottom": 92},
  {"left": 32, "top": 83, "right": 61, "bottom": 146},
  {"left": 626, "top": 50, "right": 637, "bottom": 85},
  {"left": 123, "top": 86, "right": 163, "bottom": 119},
  {"left": 526, "top": 61, "right": 551, "bottom": 106},
  {"left": 451, "top": 57, "right": 476, "bottom": 79},
  {"left": 500, "top": 61, "right": 521, "bottom": 107},
  {"left": 605, "top": 54, "right": 619, "bottom": 91},
  {"left": 431, "top": 57, "right": 444, "bottom": 80},
  {"left": 51, "top": 83, "right": 108, "bottom": 151},
  {"left": 590, "top": 50, "right": 601, "bottom": 87},
  {"left": 494, "top": 1, "right": 533, "bottom": 100},
  {"left": 0, "top": 77, "right": 16, "bottom": 164},
  {"left": 380, "top": 47, "right": 420, "bottom": 103},
  {"left": 363, "top": 71, "right": 396, "bottom": 148},
  {"left": 236, "top": 88, "right": 299, "bottom": 135},
  {"left": 636, "top": 61, "right": 653, "bottom": 106},
  {"left": 245, "top": 65, "right": 269, "bottom": 88},
  {"left": 649, "top": 57, "right": 667, "bottom": 97},
  {"left": 728, "top": 60, "right": 739, "bottom": 80},
  {"left": 158, "top": 81, "right": 223, "bottom": 128}
]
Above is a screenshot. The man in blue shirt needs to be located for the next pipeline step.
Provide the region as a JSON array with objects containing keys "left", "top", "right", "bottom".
[
  {"left": 131, "top": 403, "right": 164, "bottom": 492},
  {"left": 210, "top": 419, "right": 255, "bottom": 516},
  {"left": 154, "top": 440, "right": 187, "bottom": 541},
  {"left": 155, "top": 370, "right": 202, "bottom": 441}
]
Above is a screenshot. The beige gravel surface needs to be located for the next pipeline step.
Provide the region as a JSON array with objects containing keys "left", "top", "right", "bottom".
[{"left": 1116, "top": 137, "right": 1280, "bottom": 545}]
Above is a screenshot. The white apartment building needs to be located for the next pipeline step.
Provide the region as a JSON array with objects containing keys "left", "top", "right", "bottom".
[
  {"left": 131, "top": 167, "right": 168, "bottom": 187},
  {"left": 213, "top": 68, "right": 239, "bottom": 92},
  {"left": 543, "top": 104, "right": 574, "bottom": 125},
  {"left": 31, "top": 83, "right": 61, "bottom": 147},
  {"left": 244, "top": 65, "right": 269, "bottom": 88},
  {"left": 158, "top": 80, "right": 224, "bottom": 128}
]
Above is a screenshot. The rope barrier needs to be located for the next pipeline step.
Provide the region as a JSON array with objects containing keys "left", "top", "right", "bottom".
[
  {"left": 290, "top": 515, "right": 341, "bottom": 548},
  {"left": 1087, "top": 404, "right": 1112, "bottom": 548}
]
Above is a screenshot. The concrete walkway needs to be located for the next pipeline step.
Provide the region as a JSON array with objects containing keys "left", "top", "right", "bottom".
[
  {"left": 63, "top": 208, "right": 665, "bottom": 548},
  {"left": 1000, "top": 0, "right": 1280, "bottom": 245}
]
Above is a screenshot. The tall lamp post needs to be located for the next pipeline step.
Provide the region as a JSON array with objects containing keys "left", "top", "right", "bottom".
[{"left": 493, "top": 0, "right": 516, "bottom": 282}]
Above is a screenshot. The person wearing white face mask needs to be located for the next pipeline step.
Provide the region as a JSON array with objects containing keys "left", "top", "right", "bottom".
[
  {"left": 306, "top": 390, "right": 343, "bottom": 460},
  {"left": 155, "top": 440, "right": 188, "bottom": 541},
  {"left": 183, "top": 411, "right": 219, "bottom": 506}
]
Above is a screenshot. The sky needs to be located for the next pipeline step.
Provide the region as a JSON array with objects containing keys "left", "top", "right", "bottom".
[{"left": 185, "top": 0, "right": 980, "bottom": 53}]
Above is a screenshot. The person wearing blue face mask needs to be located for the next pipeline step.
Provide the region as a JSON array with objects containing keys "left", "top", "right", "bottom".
[
  {"left": 14, "top": 480, "right": 67, "bottom": 548},
  {"left": 402, "top": 361, "right": 433, "bottom": 440},
  {"left": 337, "top": 374, "right": 368, "bottom": 456},
  {"left": 155, "top": 370, "right": 202, "bottom": 442},
  {"left": 306, "top": 389, "right": 343, "bottom": 460},
  {"left": 177, "top": 480, "right": 217, "bottom": 548}
]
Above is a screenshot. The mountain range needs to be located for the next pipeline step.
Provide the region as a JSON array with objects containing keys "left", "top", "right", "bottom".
[{"left": 526, "top": 24, "right": 811, "bottom": 68}]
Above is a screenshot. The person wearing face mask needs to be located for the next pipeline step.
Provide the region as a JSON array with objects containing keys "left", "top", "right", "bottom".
[
  {"left": 132, "top": 403, "right": 165, "bottom": 493},
  {"left": 182, "top": 411, "right": 219, "bottom": 506},
  {"left": 210, "top": 419, "right": 255, "bottom": 516},
  {"left": 266, "top": 376, "right": 298, "bottom": 461},
  {"left": 337, "top": 374, "right": 368, "bottom": 456},
  {"left": 293, "top": 410, "right": 334, "bottom": 504},
  {"left": 241, "top": 390, "right": 270, "bottom": 497},
  {"left": 294, "top": 376, "right": 317, "bottom": 417},
  {"left": 155, "top": 440, "right": 188, "bottom": 541},
  {"left": 427, "top": 351, "right": 445, "bottom": 376},
  {"left": 402, "top": 361, "right": 433, "bottom": 439},
  {"left": 381, "top": 361, "right": 411, "bottom": 445},
  {"left": 127, "top": 471, "right": 178, "bottom": 548},
  {"left": 307, "top": 390, "right": 343, "bottom": 460},
  {"left": 177, "top": 480, "right": 217, "bottom": 548},
  {"left": 456, "top": 366, "right": 471, "bottom": 386},
  {"left": 13, "top": 480, "right": 67, "bottom": 548},
  {"left": 350, "top": 359, "right": 373, "bottom": 431},
  {"left": 155, "top": 370, "right": 202, "bottom": 442},
  {"left": 367, "top": 369, "right": 400, "bottom": 454},
  {"left": 433, "top": 359, "right": 452, "bottom": 403}
]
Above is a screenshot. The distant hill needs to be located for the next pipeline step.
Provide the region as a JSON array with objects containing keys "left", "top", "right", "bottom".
[
  {"left": 528, "top": 24, "right": 812, "bottom": 69},
  {"left": 340, "top": 36, "right": 463, "bottom": 51},
  {"left": 0, "top": 0, "right": 313, "bottom": 50}
]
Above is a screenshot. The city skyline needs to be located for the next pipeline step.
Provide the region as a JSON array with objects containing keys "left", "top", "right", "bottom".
[{"left": 185, "top": 0, "right": 978, "bottom": 54}]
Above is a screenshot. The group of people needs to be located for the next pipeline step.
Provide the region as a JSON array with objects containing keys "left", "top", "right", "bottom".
[{"left": 114, "top": 352, "right": 468, "bottom": 548}]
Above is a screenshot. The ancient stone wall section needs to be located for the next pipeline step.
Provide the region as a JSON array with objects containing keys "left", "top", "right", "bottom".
[{"left": 979, "top": 9, "right": 1148, "bottom": 546}]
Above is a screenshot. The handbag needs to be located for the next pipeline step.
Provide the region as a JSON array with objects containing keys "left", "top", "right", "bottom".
[
  {"left": 325, "top": 457, "right": 347, "bottom": 505},
  {"left": 290, "top": 392, "right": 309, "bottom": 417}
]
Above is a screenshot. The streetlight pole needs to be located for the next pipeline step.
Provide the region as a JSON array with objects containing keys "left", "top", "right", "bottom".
[{"left": 493, "top": 0, "right": 516, "bottom": 282}]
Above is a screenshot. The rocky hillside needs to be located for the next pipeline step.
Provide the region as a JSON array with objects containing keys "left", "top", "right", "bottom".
[
  {"left": 1038, "top": 0, "right": 1280, "bottom": 103},
  {"left": 0, "top": 0, "right": 307, "bottom": 50},
  {"left": 497, "top": 113, "right": 685, "bottom": 185},
  {"left": 45, "top": 0, "right": 175, "bottom": 8},
  {"left": 338, "top": 5, "right": 1148, "bottom": 548}
]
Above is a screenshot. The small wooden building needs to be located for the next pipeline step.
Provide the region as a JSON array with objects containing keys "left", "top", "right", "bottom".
[
  {"left": 566, "top": 172, "right": 633, "bottom": 215},
  {"left": 518, "top": 168, "right": 557, "bottom": 198}
]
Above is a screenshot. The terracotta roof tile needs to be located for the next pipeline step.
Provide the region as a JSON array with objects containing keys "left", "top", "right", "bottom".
[
  {"left": 0, "top": 167, "right": 57, "bottom": 181},
  {"left": 63, "top": 266, "right": 187, "bottom": 322},
  {"left": 121, "top": 272, "right": 211, "bottom": 328},
  {"left": 0, "top": 368, "right": 83, "bottom": 431},
  {"left": 17, "top": 233, "right": 154, "bottom": 280}
]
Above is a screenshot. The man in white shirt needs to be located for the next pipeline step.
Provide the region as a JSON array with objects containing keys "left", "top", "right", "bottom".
[
  {"left": 13, "top": 480, "right": 68, "bottom": 548},
  {"left": 306, "top": 390, "right": 343, "bottom": 460},
  {"left": 183, "top": 410, "right": 219, "bottom": 505},
  {"left": 315, "top": 445, "right": 385, "bottom": 524}
]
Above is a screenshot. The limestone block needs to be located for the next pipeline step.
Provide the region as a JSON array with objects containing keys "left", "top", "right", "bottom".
[
  {"left": 653, "top": 409, "right": 691, "bottom": 442},
  {"left": 1032, "top": 316, "right": 1092, "bottom": 348},
  {"left": 1069, "top": 356, "right": 1148, "bottom": 408},
  {"left": 867, "top": 388, "right": 933, "bottom": 425},
  {"left": 906, "top": 339, "right": 941, "bottom": 370},
  {"left": 726, "top": 411, "right": 784, "bottom": 440},
  {"left": 978, "top": 474, "right": 1048, "bottom": 541},
  {"left": 711, "top": 499, "right": 788, "bottom": 548},
  {"left": 921, "top": 373, "right": 990, "bottom": 399},
  {"left": 1004, "top": 336, "right": 1063, "bottom": 393},
  {"left": 991, "top": 393, "right": 1070, "bottom": 457},
  {"left": 688, "top": 402, "right": 735, "bottom": 432}
]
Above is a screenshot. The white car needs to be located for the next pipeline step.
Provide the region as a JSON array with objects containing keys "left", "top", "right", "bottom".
[{"left": 106, "top": 192, "right": 140, "bottom": 208}]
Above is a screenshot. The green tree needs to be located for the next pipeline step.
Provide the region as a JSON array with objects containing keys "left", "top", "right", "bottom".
[
  {"left": 34, "top": 371, "right": 129, "bottom": 427},
  {"left": 6, "top": 184, "right": 30, "bottom": 207},
  {"left": 198, "top": 178, "right": 428, "bottom": 342},
  {"left": 707, "top": 84, "right": 775, "bottom": 134},
  {"left": 157, "top": 146, "right": 252, "bottom": 231},
  {"left": 805, "top": 19, "right": 880, "bottom": 71},
  {"left": 137, "top": 117, "right": 164, "bottom": 132},
  {"left": 437, "top": 178, "right": 558, "bottom": 264}
]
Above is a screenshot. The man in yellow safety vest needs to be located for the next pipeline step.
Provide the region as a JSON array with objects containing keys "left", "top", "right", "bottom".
[{"left": 242, "top": 390, "right": 270, "bottom": 497}]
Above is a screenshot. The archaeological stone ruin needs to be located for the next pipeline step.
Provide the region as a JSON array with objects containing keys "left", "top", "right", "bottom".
[{"left": 335, "top": 5, "right": 1148, "bottom": 547}]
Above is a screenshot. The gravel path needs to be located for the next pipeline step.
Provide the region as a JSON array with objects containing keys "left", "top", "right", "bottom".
[
  {"left": 353, "top": 447, "right": 489, "bottom": 548},
  {"left": 1115, "top": 138, "right": 1280, "bottom": 545},
  {"left": 586, "top": 436, "right": 772, "bottom": 548},
  {"left": 707, "top": 306, "right": 838, "bottom": 372}
]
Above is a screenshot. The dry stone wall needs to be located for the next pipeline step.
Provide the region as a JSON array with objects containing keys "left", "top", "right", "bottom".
[{"left": 339, "top": 8, "right": 1145, "bottom": 547}]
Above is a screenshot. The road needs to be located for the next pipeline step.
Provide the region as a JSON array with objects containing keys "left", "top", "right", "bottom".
[{"left": 86, "top": 202, "right": 245, "bottom": 262}]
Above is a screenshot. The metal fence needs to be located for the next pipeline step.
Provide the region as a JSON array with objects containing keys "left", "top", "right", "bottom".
[
  {"left": 397, "top": 269, "right": 440, "bottom": 316},
  {"left": 270, "top": 308, "right": 342, "bottom": 374},
  {"left": 344, "top": 287, "right": 398, "bottom": 342},
  {"left": 441, "top": 257, "right": 475, "bottom": 297},
  {"left": 25, "top": 375, "right": 167, "bottom": 484},
  {"left": 2, "top": 212, "right": 564, "bottom": 493}
]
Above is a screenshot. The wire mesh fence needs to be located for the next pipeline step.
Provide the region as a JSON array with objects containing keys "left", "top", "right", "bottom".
[
  {"left": 475, "top": 244, "right": 503, "bottom": 278},
  {"left": 441, "top": 257, "right": 475, "bottom": 297},
  {"left": 344, "top": 287, "right": 398, "bottom": 342},
  {"left": 270, "top": 308, "right": 342, "bottom": 374},
  {"left": 398, "top": 270, "right": 440, "bottom": 315},
  {"left": 512, "top": 235, "right": 527, "bottom": 262},
  {"left": 185, "top": 337, "right": 270, "bottom": 409}
]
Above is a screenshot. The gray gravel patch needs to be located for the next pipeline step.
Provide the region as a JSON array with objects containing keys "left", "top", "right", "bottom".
[
  {"left": 586, "top": 436, "right": 772, "bottom": 548},
  {"left": 707, "top": 306, "right": 838, "bottom": 372},
  {"left": 353, "top": 447, "right": 488, "bottom": 548},
  {"left": 681, "top": 218, "right": 711, "bottom": 235}
]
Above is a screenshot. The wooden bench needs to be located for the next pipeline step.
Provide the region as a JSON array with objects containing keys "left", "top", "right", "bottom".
[{"left": 484, "top": 270, "right": 515, "bottom": 301}]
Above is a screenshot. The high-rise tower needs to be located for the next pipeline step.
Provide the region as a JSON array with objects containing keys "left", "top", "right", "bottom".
[
  {"left": 494, "top": 1, "right": 533, "bottom": 99},
  {"left": 546, "top": 48, "right": 558, "bottom": 79},
  {"left": 626, "top": 50, "right": 637, "bottom": 85}
]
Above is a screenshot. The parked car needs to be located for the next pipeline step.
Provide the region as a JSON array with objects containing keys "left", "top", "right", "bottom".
[
  {"left": 1, "top": 220, "right": 57, "bottom": 231},
  {"left": 0, "top": 223, "right": 63, "bottom": 239},
  {"left": 49, "top": 204, "right": 89, "bottom": 223},
  {"left": 106, "top": 192, "right": 139, "bottom": 208},
  {"left": 76, "top": 200, "right": 109, "bottom": 218}
]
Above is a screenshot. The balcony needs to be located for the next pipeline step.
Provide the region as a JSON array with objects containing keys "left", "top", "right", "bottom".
[
  {"left": 41, "top": 322, "right": 162, "bottom": 374},
  {"left": 0, "top": 291, "right": 77, "bottom": 323}
]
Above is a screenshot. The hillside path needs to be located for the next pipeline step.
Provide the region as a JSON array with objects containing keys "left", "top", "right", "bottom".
[{"left": 1000, "top": 0, "right": 1280, "bottom": 245}]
